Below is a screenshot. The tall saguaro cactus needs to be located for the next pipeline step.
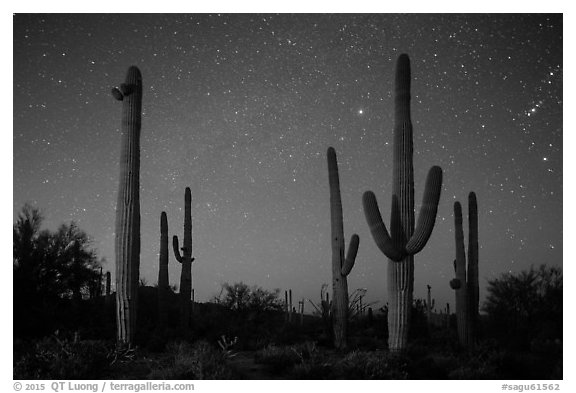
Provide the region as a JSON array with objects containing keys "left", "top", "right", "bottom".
[
  {"left": 173, "top": 187, "right": 195, "bottom": 329},
  {"left": 158, "top": 212, "right": 169, "bottom": 328},
  {"left": 450, "top": 192, "right": 479, "bottom": 348},
  {"left": 362, "top": 54, "right": 443, "bottom": 352},
  {"left": 112, "top": 66, "right": 142, "bottom": 346},
  {"left": 328, "top": 147, "right": 360, "bottom": 349}
]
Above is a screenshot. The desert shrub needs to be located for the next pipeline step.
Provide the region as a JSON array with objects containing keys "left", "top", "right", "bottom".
[
  {"left": 213, "top": 282, "right": 283, "bottom": 312},
  {"left": 287, "top": 341, "right": 333, "bottom": 379},
  {"left": 148, "top": 341, "right": 233, "bottom": 380},
  {"left": 13, "top": 337, "right": 111, "bottom": 379},
  {"left": 254, "top": 344, "right": 301, "bottom": 374},
  {"left": 334, "top": 350, "right": 409, "bottom": 379},
  {"left": 483, "top": 265, "right": 562, "bottom": 350}
]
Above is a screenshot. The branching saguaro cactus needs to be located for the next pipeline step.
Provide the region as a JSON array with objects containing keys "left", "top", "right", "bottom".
[
  {"left": 328, "top": 147, "right": 360, "bottom": 349},
  {"left": 173, "top": 187, "right": 195, "bottom": 329},
  {"left": 450, "top": 192, "right": 479, "bottom": 348},
  {"left": 362, "top": 54, "right": 443, "bottom": 352},
  {"left": 112, "top": 66, "right": 142, "bottom": 346},
  {"left": 158, "top": 212, "right": 169, "bottom": 329}
]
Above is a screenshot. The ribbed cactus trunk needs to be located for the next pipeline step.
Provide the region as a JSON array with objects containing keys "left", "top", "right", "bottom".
[
  {"left": 173, "top": 187, "right": 194, "bottom": 330},
  {"left": 327, "top": 147, "right": 360, "bottom": 349},
  {"left": 451, "top": 192, "right": 479, "bottom": 348},
  {"left": 112, "top": 66, "right": 142, "bottom": 347},
  {"left": 362, "top": 54, "right": 443, "bottom": 352},
  {"left": 467, "top": 192, "right": 479, "bottom": 346},
  {"left": 158, "top": 211, "right": 169, "bottom": 329},
  {"left": 389, "top": 54, "right": 415, "bottom": 351},
  {"left": 453, "top": 201, "right": 469, "bottom": 347}
]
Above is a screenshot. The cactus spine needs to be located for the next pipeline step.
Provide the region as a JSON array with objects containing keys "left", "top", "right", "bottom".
[
  {"left": 112, "top": 66, "right": 142, "bottom": 346},
  {"left": 362, "top": 54, "right": 443, "bottom": 352},
  {"left": 173, "top": 187, "right": 195, "bottom": 329},
  {"left": 328, "top": 147, "right": 360, "bottom": 349},
  {"left": 158, "top": 211, "right": 169, "bottom": 328},
  {"left": 450, "top": 192, "right": 479, "bottom": 348}
]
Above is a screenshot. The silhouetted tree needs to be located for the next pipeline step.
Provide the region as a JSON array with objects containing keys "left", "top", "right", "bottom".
[
  {"left": 483, "top": 264, "right": 562, "bottom": 349},
  {"left": 213, "top": 282, "right": 283, "bottom": 312},
  {"left": 14, "top": 204, "right": 102, "bottom": 303}
]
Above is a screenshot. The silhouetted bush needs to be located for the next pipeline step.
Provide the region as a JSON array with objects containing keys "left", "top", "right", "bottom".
[
  {"left": 483, "top": 264, "right": 562, "bottom": 350},
  {"left": 212, "top": 282, "right": 283, "bottom": 312}
]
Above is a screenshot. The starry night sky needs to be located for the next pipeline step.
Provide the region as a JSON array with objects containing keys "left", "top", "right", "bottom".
[{"left": 13, "top": 14, "right": 562, "bottom": 312}]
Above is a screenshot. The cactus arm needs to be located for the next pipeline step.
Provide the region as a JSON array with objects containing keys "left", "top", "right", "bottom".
[
  {"left": 120, "top": 83, "right": 133, "bottom": 96},
  {"left": 341, "top": 234, "right": 359, "bottom": 276},
  {"left": 111, "top": 87, "right": 123, "bottom": 101},
  {"left": 173, "top": 235, "right": 183, "bottom": 263},
  {"left": 405, "top": 166, "right": 443, "bottom": 255},
  {"left": 450, "top": 278, "right": 461, "bottom": 289},
  {"left": 362, "top": 191, "right": 404, "bottom": 261}
]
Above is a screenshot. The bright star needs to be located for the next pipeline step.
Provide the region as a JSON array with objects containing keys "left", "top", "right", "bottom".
[{"left": 358, "top": 109, "right": 364, "bottom": 115}]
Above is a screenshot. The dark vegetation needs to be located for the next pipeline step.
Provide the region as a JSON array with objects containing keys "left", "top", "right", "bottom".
[{"left": 13, "top": 204, "right": 562, "bottom": 379}]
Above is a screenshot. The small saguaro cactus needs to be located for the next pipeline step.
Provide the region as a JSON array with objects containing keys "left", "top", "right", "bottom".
[
  {"left": 425, "top": 285, "right": 435, "bottom": 324},
  {"left": 98, "top": 267, "right": 103, "bottom": 297},
  {"left": 112, "top": 66, "right": 142, "bottom": 347},
  {"left": 284, "top": 290, "right": 289, "bottom": 322},
  {"left": 106, "top": 271, "right": 111, "bottom": 296},
  {"left": 327, "top": 147, "right": 360, "bottom": 349},
  {"left": 158, "top": 212, "right": 169, "bottom": 329},
  {"left": 450, "top": 192, "right": 479, "bottom": 348},
  {"left": 289, "top": 289, "right": 293, "bottom": 323},
  {"left": 362, "top": 54, "right": 443, "bottom": 352},
  {"left": 173, "top": 187, "right": 195, "bottom": 329},
  {"left": 105, "top": 271, "right": 112, "bottom": 306}
]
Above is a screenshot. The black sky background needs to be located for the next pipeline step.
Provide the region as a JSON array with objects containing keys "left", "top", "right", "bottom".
[{"left": 12, "top": 14, "right": 562, "bottom": 312}]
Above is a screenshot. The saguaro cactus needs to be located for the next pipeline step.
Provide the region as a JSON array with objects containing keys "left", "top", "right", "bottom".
[
  {"left": 362, "top": 54, "right": 443, "bottom": 352},
  {"left": 105, "top": 271, "right": 112, "bottom": 306},
  {"left": 106, "top": 271, "right": 111, "bottom": 297},
  {"left": 173, "top": 187, "right": 195, "bottom": 329},
  {"left": 328, "top": 147, "right": 360, "bottom": 349},
  {"left": 425, "top": 285, "right": 435, "bottom": 324},
  {"left": 158, "top": 212, "right": 169, "bottom": 328},
  {"left": 112, "top": 66, "right": 142, "bottom": 346},
  {"left": 284, "top": 290, "right": 289, "bottom": 322},
  {"left": 450, "top": 192, "right": 479, "bottom": 348},
  {"left": 289, "top": 289, "right": 293, "bottom": 323}
]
